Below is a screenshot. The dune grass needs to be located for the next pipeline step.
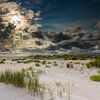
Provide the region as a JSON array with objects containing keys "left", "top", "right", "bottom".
[
  {"left": 0, "top": 68, "right": 43, "bottom": 95},
  {"left": 0, "top": 70, "right": 25, "bottom": 87}
]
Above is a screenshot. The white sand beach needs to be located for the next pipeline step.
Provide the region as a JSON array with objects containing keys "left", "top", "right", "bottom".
[{"left": 0, "top": 59, "right": 100, "bottom": 100}]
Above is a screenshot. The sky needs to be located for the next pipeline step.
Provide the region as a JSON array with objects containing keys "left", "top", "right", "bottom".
[
  {"left": 27, "top": 0, "right": 100, "bottom": 53},
  {"left": 6, "top": 0, "right": 100, "bottom": 32},
  {"left": 0, "top": 0, "right": 100, "bottom": 53},
  {"left": 34, "top": 0, "right": 100, "bottom": 32}
]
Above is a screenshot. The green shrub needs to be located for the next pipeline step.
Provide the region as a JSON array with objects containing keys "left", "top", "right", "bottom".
[
  {"left": 90, "top": 75, "right": 100, "bottom": 82},
  {"left": 86, "top": 63, "right": 93, "bottom": 68},
  {"left": 12, "top": 55, "right": 100, "bottom": 60},
  {"left": 86, "top": 59, "right": 100, "bottom": 68},
  {"left": 47, "top": 62, "right": 51, "bottom": 64},
  {"left": 66, "top": 63, "right": 70, "bottom": 68},
  {"left": 42, "top": 61, "right": 46, "bottom": 65},
  {"left": 66, "top": 63, "right": 73, "bottom": 68},
  {"left": 35, "top": 63, "right": 40, "bottom": 67}
]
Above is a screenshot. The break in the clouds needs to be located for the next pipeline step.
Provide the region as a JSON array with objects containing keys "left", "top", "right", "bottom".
[{"left": 0, "top": 0, "right": 41, "bottom": 51}]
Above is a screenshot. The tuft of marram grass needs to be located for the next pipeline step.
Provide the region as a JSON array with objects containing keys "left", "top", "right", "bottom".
[
  {"left": 0, "top": 68, "right": 43, "bottom": 95},
  {"left": 0, "top": 70, "right": 25, "bottom": 87}
]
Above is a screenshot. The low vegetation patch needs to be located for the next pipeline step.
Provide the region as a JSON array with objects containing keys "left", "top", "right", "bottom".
[
  {"left": 17, "top": 59, "right": 33, "bottom": 64},
  {"left": 86, "top": 59, "right": 100, "bottom": 68},
  {"left": 90, "top": 75, "right": 100, "bottom": 82},
  {"left": 11, "top": 55, "right": 100, "bottom": 61},
  {"left": 74, "top": 62, "right": 80, "bottom": 64}
]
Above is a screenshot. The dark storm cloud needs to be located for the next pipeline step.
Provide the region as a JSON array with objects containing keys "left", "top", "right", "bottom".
[
  {"left": 29, "top": 26, "right": 100, "bottom": 50},
  {"left": 45, "top": 33, "right": 100, "bottom": 51}
]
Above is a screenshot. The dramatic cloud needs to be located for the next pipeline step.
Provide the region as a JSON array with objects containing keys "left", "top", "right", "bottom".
[
  {"left": 0, "top": 0, "right": 99, "bottom": 54},
  {"left": 0, "top": 1, "right": 41, "bottom": 51}
]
